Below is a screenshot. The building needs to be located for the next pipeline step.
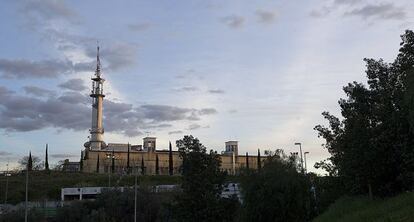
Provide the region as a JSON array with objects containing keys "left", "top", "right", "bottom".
[
  {"left": 63, "top": 159, "right": 80, "bottom": 172},
  {"left": 81, "top": 47, "right": 264, "bottom": 175}
]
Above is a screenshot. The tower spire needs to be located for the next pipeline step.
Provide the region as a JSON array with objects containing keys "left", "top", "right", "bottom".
[
  {"left": 84, "top": 44, "right": 106, "bottom": 150},
  {"left": 96, "top": 43, "right": 101, "bottom": 77}
]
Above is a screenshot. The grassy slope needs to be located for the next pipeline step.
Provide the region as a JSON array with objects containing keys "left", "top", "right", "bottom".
[
  {"left": 0, "top": 171, "right": 181, "bottom": 204},
  {"left": 314, "top": 192, "right": 414, "bottom": 222}
]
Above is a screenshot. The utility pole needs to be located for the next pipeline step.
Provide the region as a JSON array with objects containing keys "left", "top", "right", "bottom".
[{"left": 106, "top": 152, "right": 115, "bottom": 187}]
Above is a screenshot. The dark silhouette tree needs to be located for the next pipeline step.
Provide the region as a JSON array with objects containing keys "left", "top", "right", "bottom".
[
  {"left": 55, "top": 189, "right": 165, "bottom": 221},
  {"left": 96, "top": 155, "right": 100, "bottom": 173},
  {"left": 246, "top": 152, "right": 249, "bottom": 169},
  {"left": 28, "top": 151, "right": 33, "bottom": 171},
  {"left": 141, "top": 156, "right": 145, "bottom": 175},
  {"left": 168, "top": 141, "right": 173, "bottom": 175},
  {"left": 111, "top": 149, "right": 115, "bottom": 174},
  {"left": 257, "top": 149, "right": 261, "bottom": 171},
  {"left": 172, "top": 135, "right": 237, "bottom": 221},
  {"left": 127, "top": 143, "right": 130, "bottom": 174},
  {"left": 155, "top": 155, "right": 159, "bottom": 175},
  {"left": 240, "top": 150, "right": 310, "bottom": 221},
  {"left": 314, "top": 30, "right": 414, "bottom": 197},
  {"left": 44, "top": 144, "right": 49, "bottom": 171},
  {"left": 80, "top": 150, "right": 83, "bottom": 172},
  {"left": 19, "top": 155, "right": 42, "bottom": 170}
]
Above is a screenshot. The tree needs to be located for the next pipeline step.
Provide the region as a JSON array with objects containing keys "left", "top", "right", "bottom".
[
  {"left": 240, "top": 150, "right": 311, "bottom": 222},
  {"left": 80, "top": 151, "right": 83, "bottom": 172},
  {"left": 314, "top": 30, "right": 414, "bottom": 196},
  {"left": 45, "top": 144, "right": 49, "bottom": 171},
  {"left": 0, "top": 207, "right": 44, "bottom": 222},
  {"left": 246, "top": 152, "right": 249, "bottom": 169},
  {"left": 172, "top": 135, "right": 237, "bottom": 221},
  {"left": 257, "top": 149, "right": 261, "bottom": 171},
  {"left": 141, "top": 156, "right": 145, "bottom": 175},
  {"left": 111, "top": 149, "right": 115, "bottom": 174},
  {"left": 127, "top": 143, "right": 130, "bottom": 174},
  {"left": 55, "top": 189, "right": 165, "bottom": 222},
  {"left": 53, "top": 159, "right": 66, "bottom": 171},
  {"left": 28, "top": 151, "right": 33, "bottom": 171},
  {"left": 169, "top": 141, "right": 173, "bottom": 176},
  {"left": 155, "top": 154, "right": 159, "bottom": 175},
  {"left": 18, "top": 153, "right": 42, "bottom": 171},
  {"left": 96, "top": 155, "right": 100, "bottom": 173}
]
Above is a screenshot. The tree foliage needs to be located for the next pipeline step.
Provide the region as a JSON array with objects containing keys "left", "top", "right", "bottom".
[
  {"left": 56, "top": 189, "right": 165, "bottom": 222},
  {"left": 240, "top": 150, "right": 311, "bottom": 222},
  {"left": 172, "top": 135, "right": 238, "bottom": 221},
  {"left": 169, "top": 141, "right": 174, "bottom": 176},
  {"left": 0, "top": 207, "right": 44, "bottom": 222},
  {"left": 45, "top": 144, "right": 49, "bottom": 171},
  {"left": 18, "top": 155, "right": 43, "bottom": 171},
  {"left": 315, "top": 30, "right": 414, "bottom": 196}
]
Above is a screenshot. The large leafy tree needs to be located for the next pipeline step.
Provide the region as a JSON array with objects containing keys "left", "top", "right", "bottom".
[
  {"left": 172, "top": 135, "right": 236, "bottom": 221},
  {"left": 240, "top": 150, "right": 310, "bottom": 222},
  {"left": 315, "top": 30, "right": 414, "bottom": 196}
]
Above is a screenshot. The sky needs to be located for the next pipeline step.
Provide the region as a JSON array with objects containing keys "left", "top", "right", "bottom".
[{"left": 0, "top": 0, "right": 413, "bottom": 173}]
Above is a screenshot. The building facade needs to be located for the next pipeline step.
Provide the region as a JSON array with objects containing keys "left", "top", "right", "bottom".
[
  {"left": 82, "top": 138, "right": 263, "bottom": 175},
  {"left": 81, "top": 47, "right": 264, "bottom": 175}
]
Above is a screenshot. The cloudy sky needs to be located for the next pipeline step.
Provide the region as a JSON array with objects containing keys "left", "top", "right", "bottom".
[{"left": 0, "top": 0, "right": 413, "bottom": 172}]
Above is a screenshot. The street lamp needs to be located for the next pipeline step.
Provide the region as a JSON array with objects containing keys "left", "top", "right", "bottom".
[
  {"left": 294, "top": 142, "right": 304, "bottom": 173},
  {"left": 304, "top": 152, "right": 309, "bottom": 174},
  {"left": 106, "top": 152, "right": 115, "bottom": 187}
]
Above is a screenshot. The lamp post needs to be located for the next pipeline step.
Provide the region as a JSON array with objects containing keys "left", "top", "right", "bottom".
[
  {"left": 304, "top": 152, "right": 309, "bottom": 174},
  {"left": 106, "top": 152, "right": 115, "bottom": 187},
  {"left": 294, "top": 142, "right": 304, "bottom": 173}
]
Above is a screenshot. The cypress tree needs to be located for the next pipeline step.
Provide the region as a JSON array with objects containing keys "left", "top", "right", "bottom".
[
  {"left": 111, "top": 149, "right": 115, "bottom": 173},
  {"left": 96, "top": 155, "right": 100, "bottom": 173},
  {"left": 45, "top": 144, "right": 49, "bottom": 171},
  {"left": 257, "top": 149, "right": 261, "bottom": 171},
  {"left": 169, "top": 141, "right": 173, "bottom": 175},
  {"left": 246, "top": 152, "right": 249, "bottom": 169},
  {"left": 127, "top": 143, "right": 130, "bottom": 174},
  {"left": 155, "top": 154, "right": 159, "bottom": 175},
  {"left": 28, "top": 151, "right": 33, "bottom": 171},
  {"left": 80, "top": 151, "right": 83, "bottom": 172},
  {"left": 141, "top": 156, "right": 145, "bottom": 175}
]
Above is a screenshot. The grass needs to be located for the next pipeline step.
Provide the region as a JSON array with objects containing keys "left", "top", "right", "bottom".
[
  {"left": 313, "top": 192, "right": 414, "bottom": 222},
  {"left": 0, "top": 171, "right": 181, "bottom": 204}
]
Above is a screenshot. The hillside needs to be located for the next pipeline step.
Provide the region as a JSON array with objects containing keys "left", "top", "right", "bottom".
[{"left": 313, "top": 192, "right": 414, "bottom": 222}]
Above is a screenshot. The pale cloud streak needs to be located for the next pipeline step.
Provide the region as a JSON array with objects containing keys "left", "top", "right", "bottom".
[
  {"left": 256, "top": 10, "right": 278, "bottom": 24},
  {"left": 220, "top": 15, "right": 245, "bottom": 28},
  {"left": 58, "top": 78, "right": 87, "bottom": 91},
  {"left": 344, "top": 3, "right": 406, "bottom": 20}
]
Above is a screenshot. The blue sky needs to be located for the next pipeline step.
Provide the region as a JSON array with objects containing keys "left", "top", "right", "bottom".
[{"left": 0, "top": 0, "right": 413, "bottom": 173}]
